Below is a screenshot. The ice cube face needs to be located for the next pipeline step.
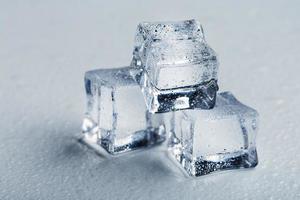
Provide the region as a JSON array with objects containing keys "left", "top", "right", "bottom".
[
  {"left": 168, "top": 92, "right": 259, "bottom": 177},
  {"left": 131, "top": 19, "right": 219, "bottom": 113},
  {"left": 82, "top": 67, "right": 166, "bottom": 155}
]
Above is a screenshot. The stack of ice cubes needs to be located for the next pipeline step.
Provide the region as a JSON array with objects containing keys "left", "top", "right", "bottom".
[{"left": 81, "top": 19, "right": 259, "bottom": 177}]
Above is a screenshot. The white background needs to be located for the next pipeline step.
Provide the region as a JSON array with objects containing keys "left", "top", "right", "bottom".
[{"left": 1, "top": 0, "right": 299, "bottom": 199}]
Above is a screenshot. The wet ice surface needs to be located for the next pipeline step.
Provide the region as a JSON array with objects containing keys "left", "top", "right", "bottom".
[{"left": 1, "top": 1, "right": 300, "bottom": 199}]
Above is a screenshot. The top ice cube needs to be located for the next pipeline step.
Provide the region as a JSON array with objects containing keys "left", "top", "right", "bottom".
[
  {"left": 131, "top": 19, "right": 219, "bottom": 113},
  {"left": 131, "top": 19, "right": 218, "bottom": 89}
]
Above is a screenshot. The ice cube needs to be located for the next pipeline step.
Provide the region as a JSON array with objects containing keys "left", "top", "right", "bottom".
[
  {"left": 168, "top": 92, "right": 259, "bottom": 176},
  {"left": 131, "top": 19, "right": 219, "bottom": 113},
  {"left": 82, "top": 67, "right": 166, "bottom": 155}
]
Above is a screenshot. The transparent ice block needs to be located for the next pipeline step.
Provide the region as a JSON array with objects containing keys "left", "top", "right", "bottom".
[
  {"left": 131, "top": 19, "right": 219, "bottom": 113},
  {"left": 82, "top": 67, "right": 166, "bottom": 155},
  {"left": 168, "top": 92, "right": 259, "bottom": 176}
]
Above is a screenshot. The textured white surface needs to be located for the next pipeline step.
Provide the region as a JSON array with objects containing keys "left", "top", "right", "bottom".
[{"left": 1, "top": 0, "right": 300, "bottom": 199}]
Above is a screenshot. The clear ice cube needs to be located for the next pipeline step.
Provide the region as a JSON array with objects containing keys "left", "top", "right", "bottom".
[
  {"left": 168, "top": 92, "right": 259, "bottom": 176},
  {"left": 131, "top": 19, "right": 219, "bottom": 113},
  {"left": 82, "top": 67, "right": 166, "bottom": 155}
]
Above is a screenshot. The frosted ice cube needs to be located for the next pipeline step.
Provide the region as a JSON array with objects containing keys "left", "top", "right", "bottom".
[
  {"left": 82, "top": 67, "right": 166, "bottom": 155},
  {"left": 131, "top": 19, "right": 219, "bottom": 113},
  {"left": 168, "top": 92, "right": 259, "bottom": 176}
]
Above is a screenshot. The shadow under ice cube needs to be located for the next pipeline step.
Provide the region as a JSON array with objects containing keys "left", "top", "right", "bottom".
[
  {"left": 168, "top": 92, "right": 259, "bottom": 176},
  {"left": 82, "top": 67, "right": 166, "bottom": 155},
  {"left": 131, "top": 19, "right": 219, "bottom": 113}
]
